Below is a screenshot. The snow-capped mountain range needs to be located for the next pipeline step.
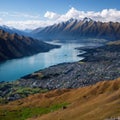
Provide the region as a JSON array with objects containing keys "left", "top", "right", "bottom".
[
  {"left": 31, "top": 17, "right": 120, "bottom": 42},
  {"left": 0, "top": 17, "right": 120, "bottom": 42}
]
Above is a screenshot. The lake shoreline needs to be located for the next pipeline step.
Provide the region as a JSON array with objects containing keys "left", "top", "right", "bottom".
[
  {"left": 18, "top": 43, "right": 120, "bottom": 88},
  {"left": 0, "top": 42, "right": 84, "bottom": 82},
  {"left": 0, "top": 42, "right": 120, "bottom": 102}
]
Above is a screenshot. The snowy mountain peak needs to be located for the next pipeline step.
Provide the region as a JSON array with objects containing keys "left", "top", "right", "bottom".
[
  {"left": 68, "top": 18, "right": 78, "bottom": 23},
  {"left": 83, "top": 17, "right": 93, "bottom": 23}
]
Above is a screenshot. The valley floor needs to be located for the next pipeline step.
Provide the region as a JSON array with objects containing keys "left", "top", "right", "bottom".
[
  {"left": 17, "top": 41, "right": 120, "bottom": 89},
  {"left": 0, "top": 41, "right": 120, "bottom": 120},
  {"left": 0, "top": 41, "right": 120, "bottom": 101}
]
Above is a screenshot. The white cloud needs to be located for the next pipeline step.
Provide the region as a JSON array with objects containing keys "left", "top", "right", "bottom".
[
  {"left": 57, "top": 7, "right": 80, "bottom": 21},
  {"left": 0, "top": 12, "right": 9, "bottom": 17},
  {"left": 1, "top": 8, "right": 120, "bottom": 30},
  {"left": 0, "top": 11, "right": 40, "bottom": 19},
  {"left": 5, "top": 20, "right": 55, "bottom": 30},
  {"left": 44, "top": 7, "right": 120, "bottom": 23},
  {"left": 65, "top": 7, "right": 80, "bottom": 19},
  {"left": 44, "top": 11, "right": 60, "bottom": 19},
  {"left": 11, "top": 12, "right": 40, "bottom": 19},
  {"left": 0, "top": 18, "right": 3, "bottom": 22}
]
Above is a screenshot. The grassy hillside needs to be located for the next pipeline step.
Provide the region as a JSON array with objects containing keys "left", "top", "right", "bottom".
[{"left": 0, "top": 78, "right": 120, "bottom": 120}]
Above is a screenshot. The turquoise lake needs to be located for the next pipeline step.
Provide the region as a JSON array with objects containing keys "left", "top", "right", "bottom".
[{"left": 0, "top": 42, "right": 88, "bottom": 82}]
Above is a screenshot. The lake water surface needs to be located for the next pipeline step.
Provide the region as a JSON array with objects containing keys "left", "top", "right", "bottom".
[{"left": 0, "top": 42, "right": 87, "bottom": 82}]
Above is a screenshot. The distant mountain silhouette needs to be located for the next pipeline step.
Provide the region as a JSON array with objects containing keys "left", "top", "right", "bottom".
[
  {"left": 0, "top": 25, "right": 30, "bottom": 37},
  {"left": 32, "top": 18, "right": 120, "bottom": 42},
  {"left": 0, "top": 30, "right": 59, "bottom": 61}
]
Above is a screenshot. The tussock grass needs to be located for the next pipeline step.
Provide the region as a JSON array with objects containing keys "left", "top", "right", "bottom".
[
  {"left": 0, "top": 78, "right": 120, "bottom": 120},
  {"left": 0, "top": 103, "right": 68, "bottom": 120}
]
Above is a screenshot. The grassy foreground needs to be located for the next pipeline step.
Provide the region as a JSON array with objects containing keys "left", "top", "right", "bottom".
[
  {"left": 0, "top": 103, "right": 68, "bottom": 120},
  {"left": 0, "top": 78, "right": 120, "bottom": 120}
]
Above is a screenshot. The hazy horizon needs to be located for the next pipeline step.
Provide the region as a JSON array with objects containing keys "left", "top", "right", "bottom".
[{"left": 0, "top": 0, "right": 120, "bottom": 30}]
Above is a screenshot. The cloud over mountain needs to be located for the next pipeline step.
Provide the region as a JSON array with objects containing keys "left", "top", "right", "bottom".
[
  {"left": 0, "top": 11, "right": 40, "bottom": 19},
  {"left": 5, "top": 20, "right": 55, "bottom": 30},
  {"left": 45, "top": 7, "right": 120, "bottom": 22},
  {"left": 44, "top": 11, "right": 60, "bottom": 19},
  {"left": 0, "top": 7, "right": 120, "bottom": 29}
]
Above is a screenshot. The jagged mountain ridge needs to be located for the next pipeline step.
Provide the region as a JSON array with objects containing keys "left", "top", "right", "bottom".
[
  {"left": 32, "top": 18, "right": 120, "bottom": 41},
  {"left": 0, "top": 29, "right": 59, "bottom": 61}
]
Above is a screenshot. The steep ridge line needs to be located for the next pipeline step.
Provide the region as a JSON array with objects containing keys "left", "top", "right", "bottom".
[
  {"left": 32, "top": 18, "right": 120, "bottom": 41},
  {"left": 0, "top": 29, "right": 60, "bottom": 61}
]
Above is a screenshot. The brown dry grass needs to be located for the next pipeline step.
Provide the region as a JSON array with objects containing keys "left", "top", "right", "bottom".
[{"left": 0, "top": 78, "right": 120, "bottom": 120}]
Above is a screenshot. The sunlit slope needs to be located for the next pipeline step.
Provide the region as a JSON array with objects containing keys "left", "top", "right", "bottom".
[
  {"left": 0, "top": 78, "right": 120, "bottom": 120},
  {"left": 28, "top": 78, "right": 120, "bottom": 120},
  {"left": 32, "top": 18, "right": 120, "bottom": 41}
]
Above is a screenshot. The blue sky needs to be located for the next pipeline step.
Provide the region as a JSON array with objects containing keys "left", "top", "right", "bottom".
[{"left": 0, "top": 0, "right": 120, "bottom": 29}]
